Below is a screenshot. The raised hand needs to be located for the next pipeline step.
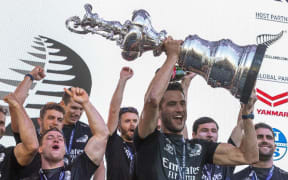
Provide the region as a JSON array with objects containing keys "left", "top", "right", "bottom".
[
  {"left": 30, "top": 66, "right": 46, "bottom": 81},
  {"left": 120, "top": 66, "right": 134, "bottom": 81},
  {"left": 163, "top": 36, "right": 183, "bottom": 58},
  {"left": 182, "top": 71, "right": 197, "bottom": 86},
  {"left": 64, "top": 87, "right": 89, "bottom": 105},
  {"left": 242, "top": 89, "right": 257, "bottom": 115},
  {"left": 183, "top": 71, "right": 197, "bottom": 81}
]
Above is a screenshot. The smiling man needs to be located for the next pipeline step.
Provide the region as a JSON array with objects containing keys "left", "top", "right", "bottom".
[
  {"left": 133, "top": 36, "right": 259, "bottom": 180},
  {"left": 232, "top": 122, "right": 288, "bottom": 180}
]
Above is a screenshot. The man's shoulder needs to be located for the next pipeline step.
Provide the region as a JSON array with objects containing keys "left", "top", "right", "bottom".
[
  {"left": 134, "top": 128, "right": 161, "bottom": 148},
  {"left": 275, "top": 166, "right": 288, "bottom": 177},
  {"left": 0, "top": 145, "right": 14, "bottom": 154},
  {"left": 75, "top": 121, "right": 92, "bottom": 135},
  {"left": 187, "top": 138, "right": 219, "bottom": 147},
  {"left": 76, "top": 121, "right": 90, "bottom": 128}
]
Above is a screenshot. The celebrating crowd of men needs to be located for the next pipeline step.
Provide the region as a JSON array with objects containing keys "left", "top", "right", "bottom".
[{"left": 0, "top": 36, "right": 288, "bottom": 180}]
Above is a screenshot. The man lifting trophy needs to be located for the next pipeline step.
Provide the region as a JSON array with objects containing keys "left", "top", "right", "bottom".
[{"left": 66, "top": 4, "right": 284, "bottom": 104}]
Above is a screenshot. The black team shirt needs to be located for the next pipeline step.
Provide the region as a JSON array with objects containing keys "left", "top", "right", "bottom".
[
  {"left": 133, "top": 128, "right": 219, "bottom": 180},
  {"left": 0, "top": 145, "right": 20, "bottom": 180},
  {"left": 62, "top": 121, "right": 92, "bottom": 163},
  {"left": 232, "top": 165, "right": 288, "bottom": 180},
  {"left": 106, "top": 131, "right": 136, "bottom": 180},
  {"left": 17, "top": 152, "right": 98, "bottom": 180}
]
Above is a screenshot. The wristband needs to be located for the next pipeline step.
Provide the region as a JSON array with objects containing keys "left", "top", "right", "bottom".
[
  {"left": 242, "top": 113, "right": 254, "bottom": 120},
  {"left": 25, "top": 74, "right": 34, "bottom": 81}
]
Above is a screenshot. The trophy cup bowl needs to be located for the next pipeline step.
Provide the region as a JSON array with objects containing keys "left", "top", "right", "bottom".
[{"left": 66, "top": 4, "right": 284, "bottom": 104}]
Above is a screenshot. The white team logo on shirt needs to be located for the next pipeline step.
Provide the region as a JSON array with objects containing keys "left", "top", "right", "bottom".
[
  {"left": 164, "top": 143, "right": 174, "bottom": 155},
  {"left": 187, "top": 144, "right": 202, "bottom": 157},
  {"left": 76, "top": 135, "right": 88, "bottom": 143}
]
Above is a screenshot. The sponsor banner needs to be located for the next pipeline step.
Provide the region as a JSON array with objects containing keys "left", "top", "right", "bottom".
[
  {"left": 273, "top": 128, "right": 288, "bottom": 161},
  {"left": 0, "top": 0, "right": 287, "bottom": 171}
]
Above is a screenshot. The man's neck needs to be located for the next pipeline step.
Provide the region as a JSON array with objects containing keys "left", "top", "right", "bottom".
[
  {"left": 41, "top": 158, "right": 64, "bottom": 170},
  {"left": 63, "top": 119, "right": 76, "bottom": 126},
  {"left": 121, "top": 135, "right": 133, "bottom": 143},
  {"left": 252, "top": 159, "right": 274, "bottom": 168},
  {"left": 162, "top": 128, "right": 183, "bottom": 136}
]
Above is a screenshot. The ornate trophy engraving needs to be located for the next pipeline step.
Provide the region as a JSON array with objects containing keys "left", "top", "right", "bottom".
[{"left": 66, "top": 4, "right": 284, "bottom": 103}]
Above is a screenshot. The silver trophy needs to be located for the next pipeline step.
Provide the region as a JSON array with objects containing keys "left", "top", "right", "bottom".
[{"left": 66, "top": 4, "right": 284, "bottom": 103}]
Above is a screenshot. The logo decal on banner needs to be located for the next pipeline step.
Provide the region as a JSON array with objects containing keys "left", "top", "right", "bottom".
[
  {"left": 273, "top": 128, "right": 287, "bottom": 161},
  {"left": 256, "top": 88, "right": 288, "bottom": 107},
  {"left": 258, "top": 73, "right": 288, "bottom": 84},
  {"left": 256, "top": 88, "right": 288, "bottom": 117},
  {"left": 0, "top": 35, "right": 92, "bottom": 136}
]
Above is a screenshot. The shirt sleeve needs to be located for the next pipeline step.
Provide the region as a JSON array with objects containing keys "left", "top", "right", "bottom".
[
  {"left": 70, "top": 151, "right": 99, "bottom": 179},
  {"left": 192, "top": 139, "right": 219, "bottom": 164},
  {"left": 227, "top": 137, "right": 236, "bottom": 146},
  {"left": 133, "top": 127, "right": 160, "bottom": 151}
]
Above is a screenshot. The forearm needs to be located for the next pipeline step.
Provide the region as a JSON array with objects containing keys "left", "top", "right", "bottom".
[
  {"left": 229, "top": 125, "right": 243, "bottom": 147},
  {"left": 14, "top": 76, "right": 33, "bottom": 105},
  {"left": 107, "top": 79, "right": 127, "bottom": 135},
  {"left": 241, "top": 119, "right": 259, "bottom": 163},
  {"left": 139, "top": 54, "right": 178, "bottom": 137},
  {"left": 181, "top": 79, "right": 191, "bottom": 101},
  {"left": 15, "top": 105, "right": 39, "bottom": 152},
  {"left": 147, "top": 54, "right": 178, "bottom": 103},
  {"left": 11, "top": 76, "right": 33, "bottom": 132},
  {"left": 83, "top": 101, "right": 109, "bottom": 137},
  {"left": 83, "top": 102, "right": 109, "bottom": 164}
]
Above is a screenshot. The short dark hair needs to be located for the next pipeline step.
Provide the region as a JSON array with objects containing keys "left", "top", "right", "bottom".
[
  {"left": 62, "top": 87, "right": 72, "bottom": 105},
  {"left": 39, "top": 127, "right": 64, "bottom": 146},
  {"left": 166, "top": 82, "right": 184, "bottom": 95},
  {"left": 0, "top": 106, "right": 7, "bottom": 116},
  {"left": 193, "top": 117, "right": 219, "bottom": 134},
  {"left": 255, "top": 122, "right": 275, "bottom": 138},
  {"left": 160, "top": 82, "right": 185, "bottom": 107},
  {"left": 40, "top": 102, "right": 65, "bottom": 119},
  {"left": 119, "top": 107, "right": 139, "bottom": 120}
]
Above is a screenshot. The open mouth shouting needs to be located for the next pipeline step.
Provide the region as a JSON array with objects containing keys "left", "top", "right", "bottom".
[
  {"left": 173, "top": 115, "right": 184, "bottom": 123},
  {"left": 52, "top": 144, "right": 60, "bottom": 151}
]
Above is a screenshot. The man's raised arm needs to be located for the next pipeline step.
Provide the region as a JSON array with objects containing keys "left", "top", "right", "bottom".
[
  {"left": 107, "top": 67, "right": 133, "bottom": 135},
  {"left": 4, "top": 93, "right": 39, "bottom": 166},
  {"left": 12, "top": 66, "right": 45, "bottom": 133},
  {"left": 64, "top": 87, "right": 109, "bottom": 165},
  {"left": 138, "top": 37, "right": 183, "bottom": 138},
  {"left": 213, "top": 90, "right": 259, "bottom": 165}
]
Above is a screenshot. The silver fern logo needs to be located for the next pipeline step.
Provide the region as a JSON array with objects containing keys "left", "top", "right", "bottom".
[{"left": 0, "top": 35, "right": 92, "bottom": 136}]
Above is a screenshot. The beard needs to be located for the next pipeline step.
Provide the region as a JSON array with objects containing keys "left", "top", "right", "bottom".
[
  {"left": 258, "top": 142, "right": 274, "bottom": 161},
  {"left": 161, "top": 113, "right": 185, "bottom": 134},
  {"left": 259, "top": 153, "right": 273, "bottom": 161},
  {"left": 120, "top": 128, "right": 134, "bottom": 141}
]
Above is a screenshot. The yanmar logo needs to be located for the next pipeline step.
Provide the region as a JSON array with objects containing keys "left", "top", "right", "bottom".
[
  {"left": 256, "top": 88, "right": 288, "bottom": 107},
  {"left": 256, "top": 88, "right": 288, "bottom": 118}
]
